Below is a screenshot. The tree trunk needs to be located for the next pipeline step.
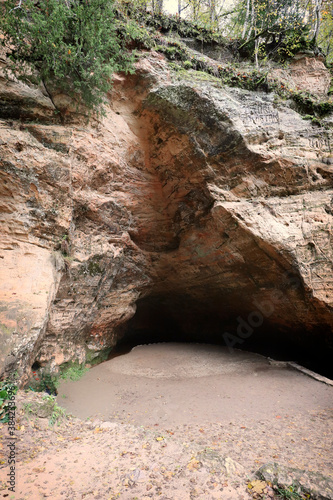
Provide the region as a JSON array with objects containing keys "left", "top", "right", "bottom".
[
  {"left": 313, "top": 0, "right": 323, "bottom": 41},
  {"left": 209, "top": 0, "right": 216, "bottom": 23},
  {"left": 254, "top": 31, "right": 259, "bottom": 68},
  {"left": 192, "top": 0, "right": 199, "bottom": 22},
  {"left": 242, "top": 0, "right": 251, "bottom": 39},
  {"left": 156, "top": 0, "right": 163, "bottom": 14},
  {"left": 246, "top": 0, "right": 255, "bottom": 42}
]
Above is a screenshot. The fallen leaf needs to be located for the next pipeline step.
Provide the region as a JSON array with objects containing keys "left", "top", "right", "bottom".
[
  {"left": 33, "top": 467, "right": 45, "bottom": 473},
  {"left": 187, "top": 459, "right": 201, "bottom": 471},
  {"left": 249, "top": 480, "right": 266, "bottom": 494}
]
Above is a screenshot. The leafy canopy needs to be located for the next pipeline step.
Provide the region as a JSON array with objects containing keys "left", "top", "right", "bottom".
[{"left": 0, "top": 0, "right": 134, "bottom": 115}]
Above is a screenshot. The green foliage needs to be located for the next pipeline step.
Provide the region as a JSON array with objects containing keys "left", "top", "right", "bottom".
[
  {"left": 318, "top": 6, "right": 333, "bottom": 63},
  {"left": 59, "top": 363, "right": 88, "bottom": 382},
  {"left": 274, "top": 482, "right": 307, "bottom": 499},
  {"left": 43, "top": 395, "right": 68, "bottom": 426},
  {"left": 292, "top": 91, "right": 333, "bottom": 117},
  {"left": 23, "top": 395, "right": 68, "bottom": 426},
  {"left": 119, "top": 19, "right": 156, "bottom": 49},
  {"left": 153, "top": 34, "right": 271, "bottom": 92},
  {"left": 0, "top": 379, "right": 18, "bottom": 423},
  {"left": 0, "top": 0, "right": 135, "bottom": 116},
  {"left": 29, "top": 362, "right": 88, "bottom": 395},
  {"left": 29, "top": 370, "right": 58, "bottom": 395},
  {"left": 156, "top": 42, "right": 188, "bottom": 61},
  {"left": 275, "top": 26, "right": 314, "bottom": 61},
  {"left": 125, "top": 6, "right": 229, "bottom": 45},
  {"left": 231, "top": 0, "right": 318, "bottom": 64},
  {"left": 183, "top": 60, "right": 193, "bottom": 69},
  {"left": 216, "top": 65, "right": 269, "bottom": 91}
]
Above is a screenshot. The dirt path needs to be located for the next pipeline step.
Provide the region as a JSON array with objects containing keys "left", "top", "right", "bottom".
[{"left": 1, "top": 344, "right": 332, "bottom": 499}]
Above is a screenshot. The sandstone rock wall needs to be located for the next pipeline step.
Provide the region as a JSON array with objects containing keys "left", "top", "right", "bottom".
[{"left": 0, "top": 52, "right": 332, "bottom": 383}]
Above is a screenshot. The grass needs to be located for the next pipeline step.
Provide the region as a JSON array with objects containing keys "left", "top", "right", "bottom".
[
  {"left": 274, "top": 483, "right": 309, "bottom": 499},
  {"left": 28, "top": 362, "right": 88, "bottom": 395},
  {"left": 59, "top": 363, "right": 88, "bottom": 382},
  {"left": 22, "top": 402, "right": 33, "bottom": 415},
  {"left": 0, "top": 378, "right": 18, "bottom": 423},
  {"left": 23, "top": 395, "right": 69, "bottom": 426},
  {"left": 44, "top": 395, "right": 68, "bottom": 426}
]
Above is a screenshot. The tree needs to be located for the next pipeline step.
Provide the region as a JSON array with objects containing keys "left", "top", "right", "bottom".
[
  {"left": 313, "top": 0, "right": 324, "bottom": 42},
  {"left": 241, "top": 0, "right": 251, "bottom": 39},
  {"left": 230, "top": 0, "right": 313, "bottom": 62},
  {"left": 0, "top": 0, "right": 134, "bottom": 116},
  {"left": 318, "top": 1, "right": 333, "bottom": 62}
]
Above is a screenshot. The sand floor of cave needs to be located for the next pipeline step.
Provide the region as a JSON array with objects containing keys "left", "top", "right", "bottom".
[
  {"left": 3, "top": 343, "right": 332, "bottom": 500},
  {"left": 57, "top": 343, "right": 332, "bottom": 427}
]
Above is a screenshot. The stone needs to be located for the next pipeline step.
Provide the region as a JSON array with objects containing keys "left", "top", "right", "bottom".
[
  {"left": 269, "top": 53, "right": 331, "bottom": 96},
  {"left": 28, "top": 399, "right": 56, "bottom": 419},
  {"left": 0, "top": 49, "right": 333, "bottom": 382}
]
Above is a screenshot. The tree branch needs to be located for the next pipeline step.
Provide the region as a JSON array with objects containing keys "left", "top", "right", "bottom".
[{"left": 9, "top": 0, "right": 23, "bottom": 14}]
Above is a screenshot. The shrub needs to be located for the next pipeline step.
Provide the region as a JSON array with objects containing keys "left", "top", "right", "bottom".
[
  {"left": 28, "top": 362, "right": 88, "bottom": 395},
  {"left": 0, "top": 379, "right": 18, "bottom": 423},
  {"left": 183, "top": 60, "right": 193, "bottom": 70},
  {"left": 0, "top": 0, "right": 135, "bottom": 116}
]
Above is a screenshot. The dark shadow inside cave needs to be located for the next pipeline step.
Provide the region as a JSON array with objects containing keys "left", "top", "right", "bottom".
[{"left": 112, "top": 294, "right": 333, "bottom": 379}]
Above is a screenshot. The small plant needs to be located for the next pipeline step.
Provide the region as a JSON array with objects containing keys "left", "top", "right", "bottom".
[
  {"left": 30, "top": 370, "right": 58, "bottom": 395},
  {"left": 23, "top": 395, "right": 68, "bottom": 426},
  {"left": 59, "top": 363, "right": 88, "bottom": 382},
  {"left": 292, "top": 91, "right": 333, "bottom": 117},
  {"left": 274, "top": 483, "right": 307, "bottom": 499},
  {"left": 0, "top": 379, "right": 18, "bottom": 423},
  {"left": 28, "top": 362, "right": 88, "bottom": 396},
  {"left": 302, "top": 115, "right": 313, "bottom": 120},
  {"left": 22, "top": 402, "right": 34, "bottom": 416},
  {"left": 42, "top": 395, "right": 68, "bottom": 426},
  {"left": 183, "top": 60, "right": 193, "bottom": 70}
]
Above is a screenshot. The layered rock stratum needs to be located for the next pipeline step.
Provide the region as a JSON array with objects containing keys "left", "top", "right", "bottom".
[{"left": 1, "top": 49, "right": 333, "bottom": 383}]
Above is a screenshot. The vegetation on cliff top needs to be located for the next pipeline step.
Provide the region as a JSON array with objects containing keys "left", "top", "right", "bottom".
[
  {"left": 0, "top": 0, "right": 332, "bottom": 118},
  {"left": 0, "top": 0, "right": 134, "bottom": 115},
  {"left": 118, "top": 0, "right": 333, "bottom": 63}
]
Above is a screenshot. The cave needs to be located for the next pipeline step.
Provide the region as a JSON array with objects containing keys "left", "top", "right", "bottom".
[{"left": 113, "top": 292, "right": 333, "bottom": 379}]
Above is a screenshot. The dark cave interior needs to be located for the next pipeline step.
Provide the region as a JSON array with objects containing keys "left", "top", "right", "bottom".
[{"left": 113, "top": 294, "right": 333, "bottom": 379}]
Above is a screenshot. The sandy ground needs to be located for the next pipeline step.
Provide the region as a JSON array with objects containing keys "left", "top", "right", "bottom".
[{"left": 0, "top": 344, "right": 332, "bottom": 499}]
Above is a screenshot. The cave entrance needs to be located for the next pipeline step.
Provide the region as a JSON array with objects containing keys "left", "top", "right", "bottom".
[{"left": 112, "top": 294, "right": 333, "bottom": 379}]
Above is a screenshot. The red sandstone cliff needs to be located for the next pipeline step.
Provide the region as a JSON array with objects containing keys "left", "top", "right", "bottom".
[{"left": 1, "top": 51, "right": 333, "bottom": 383}]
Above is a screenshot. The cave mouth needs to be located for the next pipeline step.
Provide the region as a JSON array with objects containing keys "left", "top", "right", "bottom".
[{"left": 113, "top": 294, "right": 333, "bottom": 379}]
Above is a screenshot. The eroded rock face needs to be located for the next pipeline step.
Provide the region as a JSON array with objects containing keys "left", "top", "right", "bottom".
[
  {"left": 270, "top": 53, "right": 332, "bottom": 96},
  {"left": 0, "top": 52, "right": 333, "bottom": 383}
]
